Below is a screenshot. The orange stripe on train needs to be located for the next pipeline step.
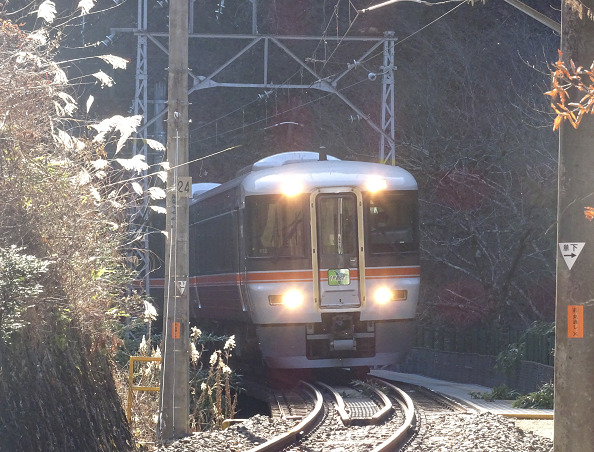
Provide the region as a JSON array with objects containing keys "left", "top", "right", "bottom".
[
  {"left": 147, "top": 266, "right": 419, "bottom": 287},
  {"left": 365, "top": 266, "right": 420, "bottom": 279}
]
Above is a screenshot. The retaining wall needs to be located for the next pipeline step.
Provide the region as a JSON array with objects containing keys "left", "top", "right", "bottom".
[{"left": 394, "top": 347, "right": 554, "bottom": 394}]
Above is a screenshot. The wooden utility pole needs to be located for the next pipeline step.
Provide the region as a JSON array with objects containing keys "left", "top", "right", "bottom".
[
  {"left": 554, "top": 2, "right": 594, "bottom": 450},
  {"left": 159, "top": 0, "right": 191, "bottom": 440}
]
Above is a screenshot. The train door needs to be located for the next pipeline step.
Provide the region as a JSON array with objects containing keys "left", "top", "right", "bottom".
[{"left": 311, "top": 190, "right": 365, "bottom": 309}]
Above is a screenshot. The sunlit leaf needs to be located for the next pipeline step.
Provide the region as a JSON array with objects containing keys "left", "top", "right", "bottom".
[
  {"left": 15, "top": 52, "right": 43, "bottom": 67},
  {"left": 143, "top": 300, "right": 158, "bottom": 321},
  {"left": 156, "top": 170, "right": 167, "bottom": 183},
  {"left": 585, "top": 207, "right": 594, "bottom": 222},
  {"left": 91, "top": 70, "right": 114, "bottom": 88},
  {"left": 145, "top": 138, "right": 166, "bottom": 151},
  {"left": 98, "top": 54, "right": 128, "bottom": 70},
  {"left": 91, "top": 115, "right": 143, "bottom": 153},
  {"left": 77, "top": 168, "right": 92, "bottom": 186},
  {"left": 91, "top": 159, "right": 109, "bottom": 170},
  {"left": 53, "top": 129, "right": 85, "bottom": 152},
  {"left": 57, "top": 92, "right": 77, "bottom": 116},
  {"left": 150, "top": 205, "right": 167, "bottom": 214},
  {"left": 86, "top": 95, "right": 94, "bottom": 113},
  {"left": 90, "top": 187, "right": 101, "bottom": 201},
  {"left": 37, "top": 0, "right": 56, "bottom": 23},
  {"left": 115, "top": 154, "right": 148, "bottom": 172},
  {"left": 148, "top": 186, "right": 166, "bottom": 199},
  {"left": 51, "top": 64, "right": 68, "bottom": 85},
  {"left": 78, "top": 0, "right": 95, "bottom": 15},
  {"left": 28, "top": 29, "right": 48, "bottom": 45},
  {"left": 0, "top": 110, "right": 8, "bottom": 132},
  {"left": 131, "top": 182, "right": 143, "bottom": 195}
]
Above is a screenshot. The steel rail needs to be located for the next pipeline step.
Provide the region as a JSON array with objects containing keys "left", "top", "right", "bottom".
[
  {"left": 246, "top": 381, "right": 324, "bottom": 452},
  {"left": 317, "top": 380, "right": 394, "bottom": 426},
  {"left": 315, "top": 381, "right": 350, "bottom": 424},
  {"left": 369, "top": 377, "right": 416, "bottom": 452}
]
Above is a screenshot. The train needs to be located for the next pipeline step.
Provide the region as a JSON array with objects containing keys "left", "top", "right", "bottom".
[{"left": 152, "top": 151, "right": 420, "bottom": 370}]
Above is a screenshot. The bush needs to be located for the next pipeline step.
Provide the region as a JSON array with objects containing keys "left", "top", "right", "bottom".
[
  {"left": 0, "top": 246, "right": 48, "bottom": 342},
  {"left": 470, "top": 384, "right": 520, "bottom": 402},
  {"left": 123, "top": 324, "right": 240, "bottom": 445},
  {"left": 513, "top": 382, "right": 554, "bottom": 409}
]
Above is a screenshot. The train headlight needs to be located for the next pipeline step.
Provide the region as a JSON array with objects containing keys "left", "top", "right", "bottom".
[
  {"left": 373, "top": 288, "right": 408, "bottom": 304},
  {"left": 282, "top": 290, "right": 303, "bottom": 309},
  {"left": 281, "top": 179, "right": 303, "bottom": 196},
  {"left": 365, "top": 177, "right": 387, "bottom": 193},
  {"left": 374, "top": 287, "right": 393, "bottom": 304}
]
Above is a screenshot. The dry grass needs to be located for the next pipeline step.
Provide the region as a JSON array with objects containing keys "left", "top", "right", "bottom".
[{"left": 115, "top": 328, "right": 239, "bottom": 446}]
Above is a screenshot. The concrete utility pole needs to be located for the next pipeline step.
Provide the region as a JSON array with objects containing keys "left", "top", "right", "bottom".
[
  {"left": 554, "top": 1, "right": 594, "bottom": 450},
  {"left": 159, "top": 0, "right": 191, "bottom": 440}
]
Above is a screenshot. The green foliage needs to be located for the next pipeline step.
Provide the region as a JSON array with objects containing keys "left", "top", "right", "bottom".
[
  {"left": 470, "top": 384, "right": 520, "bottom": 402},
  {"left": 0, "top": 16, "right": 151, "bottom": 451},
  {"left": 494, "top": 322, "right": 555, "bottom": 375},
  {"left": 495, "top": 342, "right": 525, "bottom": 377},
  {"left": 524, "top": 322, "right": 555, "bottom": 336},
  {"left": 513, "top": 382, "right": 554, "bottom": 409},
  {"left": 0, "top": 245, "right": 48, "bottom": 341},
  {"left": 470, "top": 381, "right": 554, "bottom": 409}
]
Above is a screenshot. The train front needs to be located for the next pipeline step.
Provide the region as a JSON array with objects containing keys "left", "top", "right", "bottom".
[{"left": 241, "top": 153, "right": 420, "bottom": 369}]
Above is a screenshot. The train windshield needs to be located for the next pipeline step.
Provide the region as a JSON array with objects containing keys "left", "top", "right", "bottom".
[
  {"left": 245, "top": 194, "right": 307, "bottom": 258},
  {"left": 365, "top": 190, "right": 418, "bottom": 254},
  {"left": 316, "top": 193, "right": 358, "bottom": 271}
]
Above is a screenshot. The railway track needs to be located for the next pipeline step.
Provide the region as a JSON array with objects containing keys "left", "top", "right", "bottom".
[
  {"left": 155, "top": 374, "right": 552, "bottom": 452},
  {"left": 384, "top": 380, "right": 472, "bottom": 451},
  {"left": 244, "top": 377, "right": 416, "bottom": 452}
]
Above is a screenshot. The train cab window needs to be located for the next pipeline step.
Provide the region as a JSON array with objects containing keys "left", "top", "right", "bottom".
[
  {"left": 317, "top": 194, "right": 357, "bottom": 256},
  {"left": 365, "top": 191, "right": 418, "bottom": 254},
  {"left": 246, "top": 195, "right": 307, "bottom": 258}
]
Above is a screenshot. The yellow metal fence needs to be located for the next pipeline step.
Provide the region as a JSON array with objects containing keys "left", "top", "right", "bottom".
[{"left": 126, "top": 356, "right": 162, "bottom": 421}]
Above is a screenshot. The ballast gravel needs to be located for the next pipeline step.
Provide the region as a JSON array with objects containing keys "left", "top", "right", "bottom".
[
  {"left": 154, "top": 415, "right": 297, "bottom": 452},
  {"left": 405, "top": 412, "right": 553, "bottom": 452},
  {"left": 153, "top": 412, "right": 553, "bottom": 452}
]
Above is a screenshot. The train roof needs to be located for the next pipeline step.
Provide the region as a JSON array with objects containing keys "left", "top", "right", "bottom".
[
  {"left": 192, "top": 152, "right": 417, "bottom": 202},
  {"left": 236, "top": 151, "right": 340, "bottom": 175}
]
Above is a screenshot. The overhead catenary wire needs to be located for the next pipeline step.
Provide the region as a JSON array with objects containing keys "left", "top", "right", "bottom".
[
  {"left": 189, "top": 0, "right": 360, "bottom": 141},
  {"left": 185, "top": 0, "right": 465, "bottom": 154},
  {"left": 359, "top": 0, "right": 465, "bottom": 14},
  {"left": 92, "top": 144, "right": 242, "bottom": 196}
]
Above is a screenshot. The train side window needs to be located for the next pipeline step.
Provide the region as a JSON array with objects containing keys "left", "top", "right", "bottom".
[
  {"left": 365, "top": 191, "right": 418, "bottom": 254},
  {"left": 246, "top": 195, "right": 306, "bottom": 258},
  {"left": 194, "top": 212, "right": 237, "bottom": 274}
]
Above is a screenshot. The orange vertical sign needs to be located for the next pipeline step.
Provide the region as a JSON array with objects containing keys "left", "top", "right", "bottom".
[
  {"left": 568, "top": 305, "right": 584, "bottom": 338},
  {"left": 172, "top": 322, "right": 181, "bottom": 339}
]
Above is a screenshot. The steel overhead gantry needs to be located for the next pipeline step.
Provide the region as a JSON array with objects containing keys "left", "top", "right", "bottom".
[
  {"left": 121, "top": 32, "right": 398, "bottom": 163},
  {"left": 118, "top": 0, "right": 398, "bottom": 294},
  {"left": 125, "top": 0, "right": 150, "bottom": 296},
  {"left": 118, "top": 0, "right": 397, "bottom": 163}
]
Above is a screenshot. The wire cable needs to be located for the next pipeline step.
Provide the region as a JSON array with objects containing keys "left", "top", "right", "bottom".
[{"left": 187, "top": 1, "right": 466, "bottom": 152}]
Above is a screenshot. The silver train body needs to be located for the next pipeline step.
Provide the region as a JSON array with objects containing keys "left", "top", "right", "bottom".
[{"left": 181, "top": 152, "right": 420, "bottom": 369}]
